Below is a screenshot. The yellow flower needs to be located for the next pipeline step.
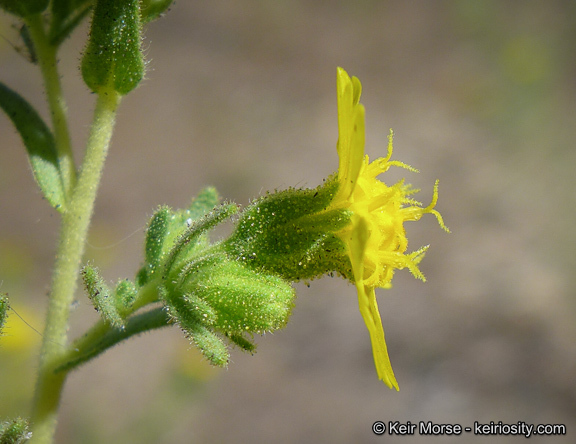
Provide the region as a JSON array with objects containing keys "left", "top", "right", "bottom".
[{"left": 329, "top": 67, "right": 449, "bottom": 389}]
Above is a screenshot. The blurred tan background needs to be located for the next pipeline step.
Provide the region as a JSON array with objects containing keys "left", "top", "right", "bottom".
[{"left": 1, "top": 1, "right": 575, "bottom": 443}]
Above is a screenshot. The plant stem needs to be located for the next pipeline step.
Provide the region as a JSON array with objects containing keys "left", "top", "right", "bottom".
[
  {"left": 30, "top": 90, "right": 121, "bottom": 444},
  {"left": 55, "top": 307, "right": 171, "bottom": 374},
  {"left": 25, "top": 14, "right": 77, "bottom": 199}
]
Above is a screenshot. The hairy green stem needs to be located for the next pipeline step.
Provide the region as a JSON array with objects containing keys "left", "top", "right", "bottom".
[
  {"left": 56, "top": 307, "right": 171, "bottom": 374},
  {"left": 30, "top": 90, "right": 121, "bottom": 444},
  {"left": 25, "top": 14, "right": 77, "bottom": 199}
]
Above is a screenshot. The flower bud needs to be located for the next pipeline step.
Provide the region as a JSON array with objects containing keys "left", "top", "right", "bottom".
[{"left": 81, "top": 0, "right": 144, "bottom": 95}]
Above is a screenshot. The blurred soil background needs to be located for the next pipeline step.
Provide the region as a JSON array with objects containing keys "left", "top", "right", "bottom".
[{"left": 1, "top": 1, "right": 576, "bottom": 443}]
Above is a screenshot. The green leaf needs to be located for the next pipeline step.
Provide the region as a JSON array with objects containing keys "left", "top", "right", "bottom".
[
  {"left": 0, "top": 0, "right": 48, "bottom": 17},
  {"left": 49, "top": 0, "right": 93, "bottom": 46},
  {"left": 81, "top": 0, "right": 144, "bottom": 95},
  {"left": 0, "top": 82, "right": 66, "bottom": 211},
  {"left": 18, "top": 25, "right": 37, "bottom": 64}
]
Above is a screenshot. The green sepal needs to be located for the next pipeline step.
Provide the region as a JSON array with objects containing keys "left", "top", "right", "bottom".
[
  {"left": 140, "top": 0, "right": 173, "bottom": 24},
  {"left": 225, "top": 178, "right": 351, "bottom": 281},
  {"left": 0, "top": 293, "right": 9, "bottom": 336},
  {"left": 0, "top": 82, "right": 66, "bottom": 211},
  {"left": 49, "top": 0, "right": 93, "bottom": 46},
  {"left": 0, "top": 0, "right": 48, "bottom": 17},
  {"left": 0, "top": 417, "right": 31, "bottom": 444},
  {"left": 114, "top": 279, "right": 137, "bottom": 314},
  {"left": 81, "top": 0, "right": 144, "bottom": 95},
  {"left": 81, "top": 265, "right": 124, "bottom": 328}
]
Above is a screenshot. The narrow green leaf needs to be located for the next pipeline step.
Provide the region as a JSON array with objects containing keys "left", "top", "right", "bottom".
[
  {"left": 0, "top": 82, "right": 66, "bottom": 211},
  {"left": 18, "top": 25, "right": 37, "bottom": 64},
  {"left": 0, "top": 0, "right": 48, "bottom": 17},
  {"left": 49, "top": 0, "right": 93, "bottom": 46}
]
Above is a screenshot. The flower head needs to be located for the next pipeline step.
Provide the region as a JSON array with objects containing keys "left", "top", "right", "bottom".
[
  {"left": 224, "top": 68, "right": 448, "bottom": 389},
  {"left": 328, "top": 67, "right": 449, "bottom": 389}
]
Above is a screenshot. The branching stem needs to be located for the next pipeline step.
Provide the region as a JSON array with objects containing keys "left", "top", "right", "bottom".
[{"left": 29, "top": 89, "right": 121, "bottom": 444}]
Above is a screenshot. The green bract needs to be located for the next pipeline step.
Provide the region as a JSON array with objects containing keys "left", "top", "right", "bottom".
[
  {"left": 139, "top": 192, "right": 295, "bottom": 366},
  {"left": 81, "top": 0, "right": 144, "bottom": 94},
  {"left": 77, "top": 187, "right": 296, "bottom": 368},
  {"left": 164, "top": 251, "right": 295, "bottom": 366},
  {"left": 225, "top": 178, "right": 352, "bottom": 282}
]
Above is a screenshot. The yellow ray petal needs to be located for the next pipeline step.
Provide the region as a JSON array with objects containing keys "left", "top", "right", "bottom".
[
  {"left": 356, "top": 284, "right": 399, "bottom": 390},
  {"left": 349, "top": 216, "right": 399, "bottom": 390},
  {"left": 336, "top": 67, "right": 365, "bottom": 199}
]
